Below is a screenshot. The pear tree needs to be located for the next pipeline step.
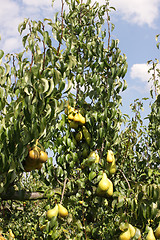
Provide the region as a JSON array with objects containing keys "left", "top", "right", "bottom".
[{"left": 0, "top": 0, "right": 160, "bottom": 239}]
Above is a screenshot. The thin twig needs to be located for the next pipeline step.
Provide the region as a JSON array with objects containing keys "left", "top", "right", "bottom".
[
  {"left": 106, "top": 4, "right": 111, "bottom": 49},
  {"left": 57, "top": 0, "right": 64, "bottom": 55},
  {"left": 60, "top": 178, "right": 68, "bottom": 204},
  {"left": 118, "top": 168, "right": 131, "bottom": 189},
  {"left": 41, "top": 23, "right": 46, "bottom": 74}
]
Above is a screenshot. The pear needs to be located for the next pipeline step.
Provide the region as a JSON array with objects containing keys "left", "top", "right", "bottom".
[
  {"left": 155, "top": 222, "right": 160, "bottom": 238},
  {"left": 69, "top": 120, "right": 79, "bottom": 129},
  {"left": 107, "top": 157, "right": 117, "bottom": 174},
  {"left": 106, "top": 178, "right": 113, "bottom": 196},
  {"left": 128, "top": 224, "right": 136, "bottom": 238},
  {"left": 146, "top": 227, "right": 156, "bottom": 240},
  {"left": 88, "top": 151, "right": 100, "bottom": 163},
  {"left": 82, "top": 126, "right": 91, "bottom": 145},
  {"left": 119, "top": 228, "right": 131, "bottom": 240},
  {"left": 73, "top": 112, "right": 86, "bottom": 125},
  {"left": 68, "top": 107, "right": 77, "bottom": 120},
  {"left": 98, "top": 172, "right": 110, "bottom": 191},
  {"left": 107, "top": 150, "right": 115, "bottom": 163},
  {"left": 58, "top": 204, "right": 68, "bottom": 217},
  {"left": 46, "top": 204, "right": 58, "bottom": 219},
  {"left": 75, "top": 131, "right": 83, "bottom": 142}
]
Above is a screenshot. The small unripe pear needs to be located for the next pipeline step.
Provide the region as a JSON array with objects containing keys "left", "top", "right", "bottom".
[
  {"left": 58, "top": 204, "right": 68, "bottom": 217},
  {"left": 46, "top": 204, "right": 58, "bottom": 219}
]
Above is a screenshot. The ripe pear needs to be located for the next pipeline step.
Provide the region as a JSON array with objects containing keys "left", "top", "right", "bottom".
[
  {"left": 119, "top": 228, "right": 131, "bottom": 240},
  {"left": 106, "top": 178, "right": 113, "bottom": 196},
  {"left": 46, "top": 204, "right": 58, "bottom": 219},
  {"left": 107, "top": 157, "right": 117, "bottom": 174},
  {"left": 146, "top": 227, "right": 156, "bottom": 240},
  {"left": 128, "top": 224, "right": 136, "bottom": 238},
  {"left": 98, "top": 172, "right": 110, "bottom": 191},
  {"left": 58, "top": 204, "right": 68, "bottom": 217},
  {"left": 82, "top": 126, "right": 91, "bottom": 145},
  {"left": 73, "top": 112, "right": 86, "bottom": 125},
  {"left": 107, "top": 150, "right": 115, "bottom": 163},
  {"left": 155, "top": 222, "right": 160, "bottom": 238}
]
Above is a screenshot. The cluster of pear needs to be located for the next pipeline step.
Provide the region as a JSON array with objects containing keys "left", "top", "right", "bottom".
[
  {"left": 23, "top": 144, "right": 48, "bottom": 172},
  {"left": 65, "top": 105, "right": 91, "bottom": 145},
  {"left": 119, "top": 222, "right": 160, "bottom": 240},
  {"left": 119, "top": 222, "right": 141, "bottom": 240},
  {"left": 96, "top": 150, "right": 117, "bottom": 197},
  {"left": 46, "top": 204, "right": 68, "bottom": 219}
]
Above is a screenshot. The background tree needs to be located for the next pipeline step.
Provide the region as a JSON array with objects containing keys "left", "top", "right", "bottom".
[{"left": 0, "top": 0, "right": 159, "bottom": 239}]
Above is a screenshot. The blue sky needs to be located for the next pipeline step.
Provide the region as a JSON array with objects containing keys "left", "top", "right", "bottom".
[{"left": 0, "top": 0, "right": 160, "bottom": 119}]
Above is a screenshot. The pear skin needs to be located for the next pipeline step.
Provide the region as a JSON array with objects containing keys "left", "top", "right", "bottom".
[
  {"left": 155, "top": 222, "right": 160, "bottom": 238},
  {"left": 107, "top": 150, "right": 115, "bottom": 163},
  {"left": 98, "top": 173, "right": 110, "bottom": 191},
  {"left": 119, "top": 228, "right": 131, "bottom": 240},
  {"left": 82, "top": 126, "right": 91, "bottom": 145},
  {"left": 46, "top": 204, "right": 58, "bottom": 219},
  {"left": 146, "top": 227, "right": 156, "bottom": 240},
  {"left": 58, "top": 204, "right": 68, "bottom": 217},
  {"left": 106, "top": 178, "right": 113, "bottom": 197},
  {"left": 128, "top": 224, "right": 136, "bottom": 238}
]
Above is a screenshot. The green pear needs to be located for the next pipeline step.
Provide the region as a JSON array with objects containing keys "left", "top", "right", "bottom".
[
  {"left": 128, "top": 224, "right": 136, "bottom": 238},
  {"left": 46, "top": 204, "right": 58, "bottom": 219},
  {"left": 155, "top": 222, "right": 160, "bottom": 238},
  {"left": 75, "top": 131, "right": 83, "bottom": 142},
  {"left": 146, "top": 227, "right": 156, "bottom": 240},
  {"left": 98, "top": 172, "right": 110, "bottom": 191},
  {"left": 119, "top": 228, "right": 131, "bottom": 240},
  {"left": 82, "top": 126, "right": 91, "bottom": 145},
  {"left": 88, "top": 151, "right": 100, "bottom": 163},
  {"left": 58, "top": 204, "right": 68, "bottom": 217}
]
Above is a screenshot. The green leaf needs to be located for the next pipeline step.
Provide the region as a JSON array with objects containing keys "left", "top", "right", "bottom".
[{"left": 0, "top": 50, "right": 4, "bottom": 59}]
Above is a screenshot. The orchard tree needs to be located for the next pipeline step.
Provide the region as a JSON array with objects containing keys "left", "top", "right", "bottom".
[{"left": 0, "top": 0, "right": 160, "bottom": 239}]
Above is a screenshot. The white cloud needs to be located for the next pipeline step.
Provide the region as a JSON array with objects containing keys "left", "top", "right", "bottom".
[
  {"left": 130, "top": 63, "right": 160, "bottom": 92},
  {"left": 22, "top": 0, "right": 51, "bottom": 7},
  {"left": 112, "top": 0, "right": 160, "bottom": 27},
  {"left": 3, "top": 37, "right": 22, "bottom": 53}
]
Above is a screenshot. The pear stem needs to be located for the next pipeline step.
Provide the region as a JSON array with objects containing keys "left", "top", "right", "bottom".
[{"left": 60, "top": 178, "right": 68, "bottom": 204}]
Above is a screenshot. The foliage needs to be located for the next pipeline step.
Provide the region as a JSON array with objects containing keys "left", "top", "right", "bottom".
[{"left": 0, "top": 0, "right": 159, "bottom": 239}]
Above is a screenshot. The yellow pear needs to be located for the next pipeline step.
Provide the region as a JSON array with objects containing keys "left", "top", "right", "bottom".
[
  {"left": 46, "top": 204, "right": 58, "bottom": 219},
  {"left": 73, "top": 112, "right": 86, "bottom": 125},
  {"left": 82, "top": 126, "right": 91, "bottom": 145},
  {"left": 107, "top": 150, "right": 115, "bottom": 163},
  {"left": 119, "top": 228, "right": 131, "bottom": 240},
  {"left": 106, "top": 178, "right": 113, "bottom": 196},
  {"left": 98, "top": 172, "right": 110, "bottom": 191},
  {"left": 128, "top": 224, "right": 136, "bottom": 238},
  {"left": 146, "top": 227, "right": 156, "bottom": 240},
  {"left": 107, "top": 158, "right": 117, "bottom": 174},
  {"left": 155, "top": 222, "right": 160, "bottom": 238},
  {"left": 58, "top": 204, "right": 68, "bottom": 217}
]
